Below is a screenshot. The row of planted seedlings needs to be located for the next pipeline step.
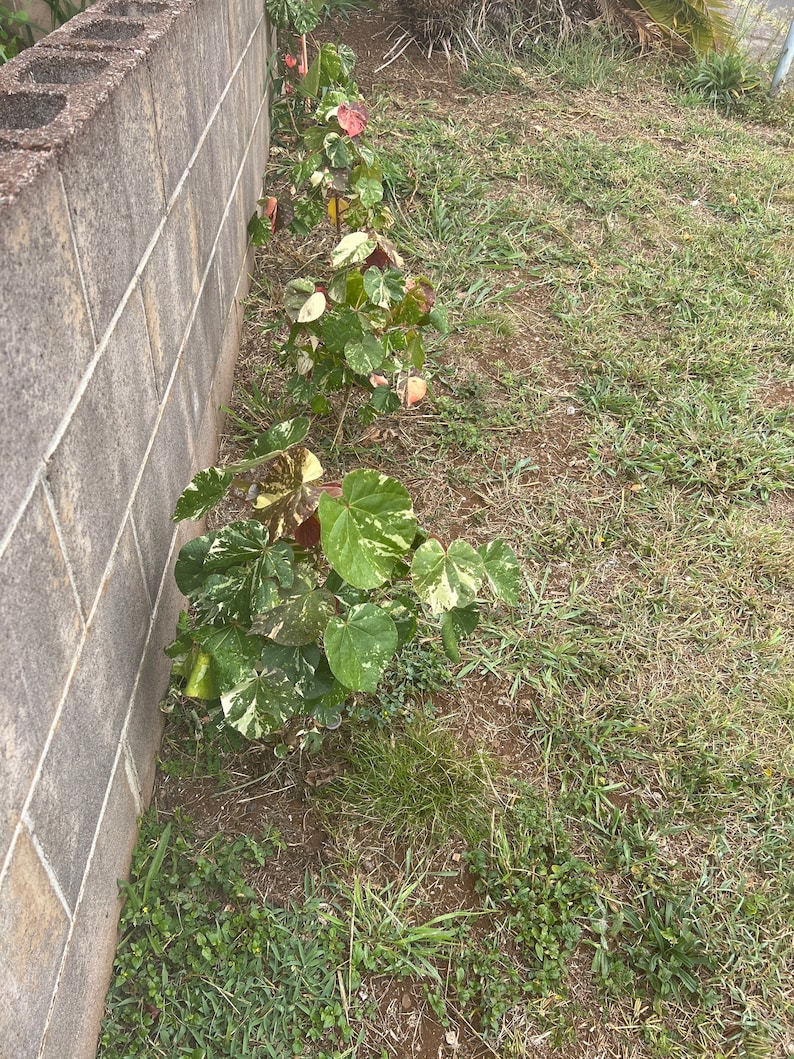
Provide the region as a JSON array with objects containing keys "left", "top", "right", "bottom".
[{"left": 165, "top": 34, "right": 523, "bottom": 757}]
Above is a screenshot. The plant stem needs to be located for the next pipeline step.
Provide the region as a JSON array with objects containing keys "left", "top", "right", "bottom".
[{"left": 332, "top": 389, "right": 353, "bottom": 449}]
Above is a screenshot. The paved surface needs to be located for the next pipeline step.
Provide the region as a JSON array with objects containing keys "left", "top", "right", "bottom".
[{"left": 731, "top": 0, "right": 792, "bottom": 58}]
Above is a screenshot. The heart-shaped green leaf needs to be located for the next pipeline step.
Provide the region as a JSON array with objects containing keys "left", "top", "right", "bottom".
[
  {"left": 363, "top": 266, "right": 405, "bottom": 308},
  {"left": 411, "top": 539, "right": 485, "bottom": 613},
  {"left": 324, "top": 603, "right": 398, "bottom": 693},
  {"left": 440, "top": 603, "right": 480, "bottom": 663},
  {"left": 318, "top": 469, "right": 417, "bottom": 589},
  {"left": 477, "top": 539, "right": 522, "bottom": 605}
]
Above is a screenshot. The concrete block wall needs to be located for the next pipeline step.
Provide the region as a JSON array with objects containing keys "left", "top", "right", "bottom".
[{"left": 0, "top": 2, "right": 273, "bottom": 1056}]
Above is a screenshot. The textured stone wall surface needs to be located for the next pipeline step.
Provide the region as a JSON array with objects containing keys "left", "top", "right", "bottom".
[{"left": 0, "top": 2, "right": 272, "bottom": 1055}]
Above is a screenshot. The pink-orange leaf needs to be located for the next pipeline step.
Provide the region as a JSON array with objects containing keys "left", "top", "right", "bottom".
[
  {"left": 337, "top": 101, "right": 369, "bottom": 138},
  {"left": 395, "top": 369, "right": 427, "bottom": 408}
]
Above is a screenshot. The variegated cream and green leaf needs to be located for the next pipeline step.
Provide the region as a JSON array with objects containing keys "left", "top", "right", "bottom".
[
  {"left": 224, "top": 417, "right": 311, "bottom": 474},
  {"left": 477, "top": 539, "right": 522, "bottom": 605},
  {"left": 330, "top": 231, "right": 377, "bottom": 268},
  {"left": 172, "top": 467, "right": 235, "bottom": 523},
  {"left": 411, "top": 539, "right": 485, "bottom": 614},
  {"left": 194, "top": 625, "right": 262, "bottom": 691},
  {"left": 362, "top": 266, "right": 406, "bottom": 309},
  {"left": 221, "top": 669, "right": 296, "bottom": 741},
  {"left": 172, "top": 418, "right": 312, "bottom": 521},
  {"left": 174, "top": 523, "right": 295, "bottom": 625},
  {"left": 318, "top": 469, "right": 418, "bottom": 589},
  {"left": 250, "top": 574, "right": 337, "bottom": 647},
  {"left": 344, "top": 333, "right": 388, "bottom": 375}
]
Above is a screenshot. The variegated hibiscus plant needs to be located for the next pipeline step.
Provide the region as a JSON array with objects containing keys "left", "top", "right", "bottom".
[
  {"left": 166, "top": 417, "right": 521, "bottom": 755},
  {"left": 280, "top": 230, "right": 443, "bottom": 424}
]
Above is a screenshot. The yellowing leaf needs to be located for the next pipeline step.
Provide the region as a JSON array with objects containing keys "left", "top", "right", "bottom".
[
  {"left": 297, "top": 290, "right": 327, "bottom": 324},
  {"left": 327, "top": 196, "right": 350, "bottom": 226},
  {"left": 251, "top": 448, "right": 325, "bottom": 541}
]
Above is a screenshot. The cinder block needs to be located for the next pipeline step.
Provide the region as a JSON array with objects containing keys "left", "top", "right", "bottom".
[
  {"left": 220, "top": 58, "right": 249, "bottom": 176},
  {"left": 0, "top": 141, "right": 52, "bottom": 204},
  {"left": 216, "top": 172, "right": 249, "bottom": 315},
  {"left": 140, "top": 191, "right": 202, "bottom": 398},
  {"left": 26, "top": 519, "right": 151, "bottom": 908},
  {"left": 239, "top": 113, "right": 268, "bottom": 221},
  {"left": 239, "top": 17, "right": 271, "bottom": 147},
  {"left": 0, "top": 827, "right": 70, "bottom": 1059},
  {"left": 248, "top": 96, "right": 271, "bottom": 210},
  {"left": 39, "top": 762, "right": 139, "bottom": 1059},
  {"left": 196, "top": 0, "right": 232, "bottom": 117},
  {"left": 187, "top": 110, "right": 234, "bottom": 274},
  {"left": 193, "top": 382, "right": 224, "bottom": 476},
  {"left": 0, "top": 151, "right": 94, "bottom": 530},
  {"left": 0, "top": 47, "right": 137, "bottom": 153},
  {"left": 47, "top": 287, "right": 159, "bottom": 614},
  {"left": 144, "top": 1, "right": 207, "bottom": 204},
  {"left": 2, "top": 47, "right": 115, "bottom": 90},
  {"left": 124, "top": 530, "right": 194, "bottom": 805},
  {"left": 224, "top": 0, "right": 260, "bottom": 62},
  {"left": 39, "top": 1, "right": 178, "bottom": 57},
  {"left": 210, "top": 283, "right": 245, "bottom": 437},
  {"left": 0, "top": 482, "right": 83, "bottom": 867},
  {"left": 131, "top": 379, "right": 195, "bottom": 603},
  {"left": 182, "top": 260, "right": 224, "bottom": 438},
  {"left": 59, "top": 58, "right": 165, "bottom": 339}
]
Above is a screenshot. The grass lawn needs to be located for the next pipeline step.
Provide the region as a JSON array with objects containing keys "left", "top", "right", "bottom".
[{"left": 99, "top": 9, "right": 794, "bottom": 1058}]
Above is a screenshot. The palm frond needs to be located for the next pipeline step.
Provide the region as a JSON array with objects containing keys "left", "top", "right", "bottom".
[
  {"left": 592, "top": 0, "right": 663, "bottom": 50},
  {"left": 627, "top": 0, "right": 734, "bottom": 54}
]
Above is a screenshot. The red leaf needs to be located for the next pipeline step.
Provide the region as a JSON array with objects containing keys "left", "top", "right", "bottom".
[
  {"left": 337, "top": 101, "right": 369, "bottom": 138},
  {"left": 294, "top": 515, "right": 321, "bottom": 548},
  {"left": 364, "top": 247, "right": 390, "bottom": 271},
  {"left": 365, "top": 235, "right": 404, "bottom": 272}
]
